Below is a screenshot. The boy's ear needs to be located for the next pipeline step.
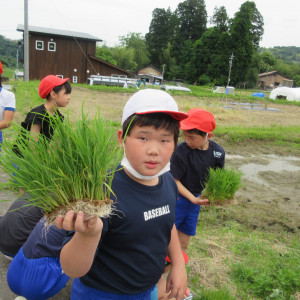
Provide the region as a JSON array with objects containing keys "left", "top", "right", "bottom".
[
  {"left": 117, "top": 129, "right": 124, "bottom": 148},
  {"left": 208, "top": 132, "right": 213, "bottom": 139},
  {"left": 49, "top": 90, "right": 56, "bottom": 99}
]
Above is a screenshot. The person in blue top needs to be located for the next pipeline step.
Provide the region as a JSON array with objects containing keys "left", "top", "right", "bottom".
[
  {"left": 0, "top": 61, "right": 16, "bottom": 144},
  {"left": 55, "top": 89, "right": 188, "bottom": 300},
  {"left": 7, "top": 216, "right": 69, "bottom": 300},
  {"left": 170, "top": 108, "right": 225, "bottom": 253}
]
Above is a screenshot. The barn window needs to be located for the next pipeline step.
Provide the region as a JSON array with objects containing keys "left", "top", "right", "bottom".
[
  {"left": 48, "top": 42, "right": 56, "bottom": 52},
  {"left": 36, "top": 40, "right": 44, "bottom": 50},
  {"left": 72, "top": 76, "right": 78, "bottom": 83},
  {"left": 56, "top": 75, "right": 63, "bottom": 79}
]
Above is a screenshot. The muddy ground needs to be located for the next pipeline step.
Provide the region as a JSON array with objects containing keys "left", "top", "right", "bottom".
[{"left": 1, "top": 87, "right": 299, "bottom": 299}]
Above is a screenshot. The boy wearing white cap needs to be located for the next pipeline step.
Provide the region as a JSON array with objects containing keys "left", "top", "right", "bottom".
[{"left": 55, "top": 89, "right": 188, "bottom": 300}]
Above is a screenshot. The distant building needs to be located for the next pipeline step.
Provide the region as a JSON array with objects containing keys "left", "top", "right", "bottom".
[
  {"left": 258, "top": 71, "right": 293, "bottom": 90},
  {"left": 137, "top": 65, "right": 163, "bottom": 85},
  {"left": 17, "top": 25, "right": 133, "bottom": 83}
]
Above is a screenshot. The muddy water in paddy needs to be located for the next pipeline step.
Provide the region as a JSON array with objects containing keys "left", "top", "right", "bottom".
[{"left": 226, "top": 154, "right": 300, "bottom": 221}]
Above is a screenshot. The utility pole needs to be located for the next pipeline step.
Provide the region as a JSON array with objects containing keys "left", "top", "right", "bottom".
[
  {"left": 24, "top": 0, "right": 29, "bottom": 81},
  {"left": 226, "top": 53, "right": 234, "bottom": 88},
  {"left": 162, "top": 64, "right": 166, "bottom": 80},
  {"left": 16, "top": 49, "right": 19, "bottom": 78}
]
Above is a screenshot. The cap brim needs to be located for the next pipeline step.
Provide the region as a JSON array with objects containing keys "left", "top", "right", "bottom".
[
  {"left": 180, "top": 122, "right": 195, "bottom": 130},
  {"left": 137, "top": 110, "right": 188, "bottom": 121}
]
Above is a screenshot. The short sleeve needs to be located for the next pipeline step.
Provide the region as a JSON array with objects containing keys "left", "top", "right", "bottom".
[
  {"left": 170, "top": 151, "right": 187, "bottom": 180},
  {"left": 3, "top": 90, "right": 16, "bottom": 111}
]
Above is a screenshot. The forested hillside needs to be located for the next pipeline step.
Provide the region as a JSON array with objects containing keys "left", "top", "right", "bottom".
[
  {"left": 260, "top": 46, "right": 300, "bottom": 63},
  {"left": 0, "top": 35, "right": 23, "bottom": 68}
]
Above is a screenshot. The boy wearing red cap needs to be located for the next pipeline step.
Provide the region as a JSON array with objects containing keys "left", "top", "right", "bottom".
[
  {"left": 55, "top": 89, "right": 188, "bottom": 300},
  {"left": 13, "top": 75, "right": 71, "bottom": 156},
  {"left": 0, "top": 61, "right": 16, "bottom": 144},
  {"left": 170, "top": 108, "right": 225, "bottom": 252}
]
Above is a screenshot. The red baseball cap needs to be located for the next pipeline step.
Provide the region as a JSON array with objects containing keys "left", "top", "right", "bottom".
[
  {"left": 0, "top": 61, "right": 3, "bottom": 75},
  {"left": 38, "top": 75, "right": 70, "bottom": 99},
  {"left": 180, "top": 108, "right": 216, "bottom": 133}
]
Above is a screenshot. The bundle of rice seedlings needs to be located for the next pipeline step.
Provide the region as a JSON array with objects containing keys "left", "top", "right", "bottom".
[
  {"left": 0, "top": 110, "right": 123, "bottom": 223},
  {"left": 201, "top": 167, "right": 243, "bottom": 205}
]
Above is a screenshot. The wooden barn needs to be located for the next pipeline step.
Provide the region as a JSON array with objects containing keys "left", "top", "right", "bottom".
[
  {"left": 17, "top": 25, "right": 133, "bottom": 83},
  {"left": 258, "top": 71, "right": 293, "bottom": 90}
]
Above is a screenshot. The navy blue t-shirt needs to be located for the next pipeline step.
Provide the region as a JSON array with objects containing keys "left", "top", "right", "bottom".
[
  {"left": 170, "top": 140, "right": 225, "bottom": 195},
  {"left": 64, "top": 166, "right": 178, "bottom": 294},
  {"left": 23, "top": 217, "right": 67, "bottom": 259}
]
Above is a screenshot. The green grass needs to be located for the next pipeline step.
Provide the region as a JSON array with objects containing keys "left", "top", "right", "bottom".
[
  {"left": 214, "top": 125, "right": 300, "bottom": 148},
  {"left": 2, "top": 67, "right": 16, "bottom": 80},
  {"left": 188, "top": 206, "right": 300, "bottom": 299}
]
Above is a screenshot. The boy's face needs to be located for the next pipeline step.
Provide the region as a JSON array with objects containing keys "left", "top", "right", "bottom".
[
  {"left": 118, "top": 124, "right": 175, "bottom": 178},
  {"left": 183, "top": 130, "right": 210, "bottom": 150},
  {"left": 50, "top": 87, "right": 71, "bottom": 107}
]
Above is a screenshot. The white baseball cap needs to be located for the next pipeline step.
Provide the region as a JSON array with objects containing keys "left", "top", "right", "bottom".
[{"left": 121, "top": 89, "right": 188, "bottom": 125}]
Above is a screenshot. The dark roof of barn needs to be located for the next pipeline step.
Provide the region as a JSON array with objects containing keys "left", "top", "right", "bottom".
[
  {"left": 17, "top": 24, "right": 102, "bottom": 42},
  {"left": 90, "top": 55, "right": 135, "bottom": 77}
]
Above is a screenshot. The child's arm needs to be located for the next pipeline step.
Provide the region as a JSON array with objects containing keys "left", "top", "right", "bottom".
[
  {"left": 0, "top": 110, "right": 14, "bottom": 130},
  {"left": 55, "top": 210, "right": 103, "bottom": 278},
  {"left": 165, "top": 224, "right": 187, "bottom": 300},
  {"left": 30, "top": 124, "right": 41, "bottom": 142},
  {"left": 174, "top": 178, "right": 210, "bottom": 205}
]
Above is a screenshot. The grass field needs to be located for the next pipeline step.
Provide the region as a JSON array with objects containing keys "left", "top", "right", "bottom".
[{"left": 1, "top": 80, "right": 300, "bottom": 299}]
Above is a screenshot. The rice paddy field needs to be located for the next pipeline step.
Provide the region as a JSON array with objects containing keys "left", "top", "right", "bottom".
[{"left": 0, "top": 81, "right": 299, "bottom": 299}]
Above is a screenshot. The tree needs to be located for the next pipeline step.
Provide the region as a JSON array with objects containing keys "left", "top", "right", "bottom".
[
  {"left": 189, "top": 27, "right": 231, "bottom": 85},
  {"left": 119, "top": 33, "right": 150, "bottom": 71},
  {"left": 95, "top": 44, "right": 117, "bottom": 65},
  {"left": 210, "top": 6, "right": 229, "bottom": 32},
  {"left": 111, "top": 47, "right": 137, "bottom": 72},
  {"left": 229, "top": 1, "right": 264, "bottom": 84},
  {"left": 175, "top": 0, "right": 207, "bottom": 43},
  {"left": 145, "top": 8, "right": 174, "bottom": 67},
  {"left": 259, "top": 51, "right": 276, "bottom": 73},
  {"left": 0, "top": 35, "right": 23, "bottom": 68},
  {"left": 160, "top": 43, "right": 177, "bottom": 80}
]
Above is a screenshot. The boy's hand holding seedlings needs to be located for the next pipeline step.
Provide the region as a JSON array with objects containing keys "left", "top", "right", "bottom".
[
  {"left": 175, "top": 178, "right": 210, "bottom": 206},
  {"left": 55, "top": 211, "right": 103, "bottom": 278}
]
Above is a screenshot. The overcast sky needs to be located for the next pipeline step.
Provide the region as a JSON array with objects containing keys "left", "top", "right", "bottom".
[{"left": 1, "top": 0, "right": 300, "bottom": 48}]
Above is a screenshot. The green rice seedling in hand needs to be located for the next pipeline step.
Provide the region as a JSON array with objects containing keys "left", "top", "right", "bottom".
[
  {"left": 201, "top": 167, "right": 242, "bottom": 205},
  {"left": 0, "top": 110, "right": 123, "bottom": 223}
]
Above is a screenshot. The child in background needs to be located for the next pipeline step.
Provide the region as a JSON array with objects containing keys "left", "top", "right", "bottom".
[
  {"left": 13, "top": 75, "right": 71, "bottom": 156},
  {"left": 170, "top": 108, "right": 225, "bottom": 253},
  {"left": 7, "top": 217, "right": 69, "bottom": 300},
  {"left": 55, "top": 89, "right": 188, "bottom": 300},
  {"left": 0, "top": 194, "right": 43, "bottom": 259},
  {"left": 0, "top": 61, "right": 16, "bottom": 144}
]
